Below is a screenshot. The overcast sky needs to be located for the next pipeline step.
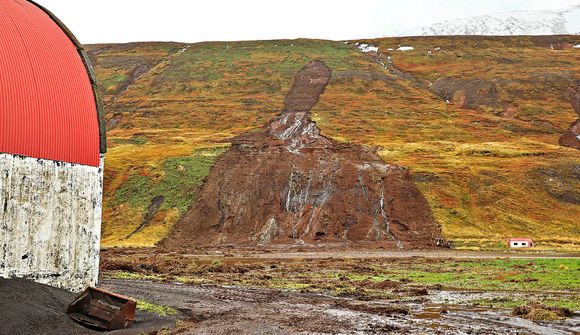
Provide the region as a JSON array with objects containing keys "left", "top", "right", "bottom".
[{"left": 37, "top": 0, "right": 580, "bottom": 44}]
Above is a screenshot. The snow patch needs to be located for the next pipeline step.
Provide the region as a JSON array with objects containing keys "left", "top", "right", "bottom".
[
  {"left": 397, "top": 46, "right": 414, "bottom": 51},
  {"left": 357, "top": 43, "right": 379, "bottom": 53},
  {"left": 574, "top": 44, "right": 580, "bottom": 48}
]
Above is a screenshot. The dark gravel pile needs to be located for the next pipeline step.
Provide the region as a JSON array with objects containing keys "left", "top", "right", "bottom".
[{"left": 0, "top": 278, "right": 174, "bottom": 335}]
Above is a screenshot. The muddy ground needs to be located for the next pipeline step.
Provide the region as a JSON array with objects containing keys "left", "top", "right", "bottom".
[
  {"left": 99, "top": 249, "right": 580, "bottom": 334},
  {"left": 101, "top": 278, "right": 577, "bottom": 335}
]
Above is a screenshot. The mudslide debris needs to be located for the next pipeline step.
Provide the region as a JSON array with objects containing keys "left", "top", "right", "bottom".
[{"left": 163, "top": 61, "right": 441, "bottom": 249}]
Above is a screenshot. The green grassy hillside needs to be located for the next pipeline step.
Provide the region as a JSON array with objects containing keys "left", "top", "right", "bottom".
[{"left": 87, "top": 36, "right": 580, "bottom": 250}]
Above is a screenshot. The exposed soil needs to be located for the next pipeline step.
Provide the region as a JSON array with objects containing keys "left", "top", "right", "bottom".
[
  {"left": 127, "top": 195, "right": 165, "bottom": 238},
  {"left": 534, "top": 166, "right": 580, "bottom": 204},
  {"left": 162, "top": 61, "right": 440, "bottom": 249},
  {"left": 433, "top": 77, "right": 501, "bottom": 110},
  {"left": 112, "top": 64, "right": 152, "bottom": 96},
  {"left": 99, "top": 278, "right": 579, "bottom": 335},
  {"left": 0, "top": 278, "right": 175, "bottom": 335},
  {"left": 559, "top": 83, "right": 580, "bottom": 150},
  {"left": 98, "top": 249, "right": 579, "bottom": 334}
]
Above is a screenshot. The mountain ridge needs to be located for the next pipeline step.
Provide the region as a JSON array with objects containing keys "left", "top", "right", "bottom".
[
  {"left": 87, "top": 36, "right": 580, "bottom": 250},
  {"left": 397, "top": 5, "right": 580, "bottom": 36}
]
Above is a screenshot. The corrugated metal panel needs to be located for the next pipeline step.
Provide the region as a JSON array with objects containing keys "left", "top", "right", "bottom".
[
  {"left": 0, "top": 0, "right": 100, "bottom": 166},
  {"left": 28, "top": 0, "right": 107, "bottom": 154}
]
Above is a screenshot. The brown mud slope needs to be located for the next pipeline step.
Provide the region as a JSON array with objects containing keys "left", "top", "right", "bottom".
[
  {"left": 559, "top": 82, "right": 580, "bottom": 150},
  {"left": 163, "top": 61, "right": 441, "bottom": 249}
]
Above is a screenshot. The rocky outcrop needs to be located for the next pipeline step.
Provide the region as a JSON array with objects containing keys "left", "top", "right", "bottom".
[
  {"left": 162, "top": 61, "right": 441, "bottom": 249},
  {"left": 559, "top": 83, "right": 580, "bottom": 150}
]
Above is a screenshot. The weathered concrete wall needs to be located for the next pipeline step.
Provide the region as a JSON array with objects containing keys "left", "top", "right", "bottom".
[{"left": 0, "top": 153, "right": 103, "bottom": 292}]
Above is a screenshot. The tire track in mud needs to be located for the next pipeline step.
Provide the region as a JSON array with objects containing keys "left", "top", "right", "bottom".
[{"left": 162, "top": 61, "right": 441, "bottom": 249}]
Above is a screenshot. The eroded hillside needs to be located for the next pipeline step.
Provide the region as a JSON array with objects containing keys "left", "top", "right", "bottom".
[
  {"left": 87, "top": 36, "right": 580, "bottom": 250},
  {"left": 161, "top": 61, "right": 441, "bottom": 249}
]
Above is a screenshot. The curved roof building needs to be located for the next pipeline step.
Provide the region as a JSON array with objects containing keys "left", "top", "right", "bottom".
[
  {"left": 0, "top": 0, "right": 106, "bottom": 165},
  {"left": 0, "top": 0, "right": 105, "bottom": 291}
]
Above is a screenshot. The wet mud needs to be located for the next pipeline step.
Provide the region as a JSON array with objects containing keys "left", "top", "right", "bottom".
[
  {"left": 101, "top": 278, "right": 579, "bottom": 335},
  {"left": 100, "top": 249, "right": 580, "bottom": 334}
]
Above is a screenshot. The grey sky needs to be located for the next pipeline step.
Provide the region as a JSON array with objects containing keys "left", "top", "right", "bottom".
[{"left": 36, "top": 0, "right": 580, "bottom": 44}]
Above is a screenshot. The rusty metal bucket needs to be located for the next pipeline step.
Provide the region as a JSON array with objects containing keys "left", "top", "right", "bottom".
[{"left": 66, "top": 287, "right": 137, "bottom": 331}]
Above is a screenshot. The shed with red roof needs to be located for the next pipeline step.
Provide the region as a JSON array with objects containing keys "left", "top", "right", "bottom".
[
  {"left": 508, "top": 238, "right": 534, "bottom": 248},
  {"left": 0, "top": 0, "right": 105, "bottom": 291}
]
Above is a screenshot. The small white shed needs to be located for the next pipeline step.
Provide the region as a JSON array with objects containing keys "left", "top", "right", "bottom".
[{"left": 508, "top": 238, "right": 534, "bottom": 248}]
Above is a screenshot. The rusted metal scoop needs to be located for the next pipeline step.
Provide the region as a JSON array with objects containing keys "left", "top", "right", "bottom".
[{"left": 67, "top": 287, "right": 137, "bottom": 331}]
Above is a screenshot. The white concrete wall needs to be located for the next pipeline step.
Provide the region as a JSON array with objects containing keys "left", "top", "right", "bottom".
[
  {"left": 0, "top": 153, "right": 103, "bottom": 292},
  {"left": 510, "top": 241, "right": 531, "bottom": 248}
]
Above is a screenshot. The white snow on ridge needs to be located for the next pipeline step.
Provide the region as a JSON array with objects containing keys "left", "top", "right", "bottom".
[
  {"left": 396, "top": 5, "right": 580, "bottom": 36},
  {"left": 357, "top": 43, "right": 379, "bottom": 53},
  {"left": 397, "top": 46, "right": 414, "bottom": 51},
  {"left": 574, "top": 44, "right": 580, "bottom": 48}
]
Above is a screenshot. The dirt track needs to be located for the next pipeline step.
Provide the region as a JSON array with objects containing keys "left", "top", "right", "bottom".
[
  {"left": 156, "top": 248, "right": 580, "bottom": 259},
  {"left": 101, "top": 278, "right": 579, "bottom": 335}
]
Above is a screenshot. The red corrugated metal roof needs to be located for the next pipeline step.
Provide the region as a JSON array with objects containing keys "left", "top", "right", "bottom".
[
  {"left": 0, "top": 0, "right": 100, "bottom": 166},
  {"left": 509, "top": 238, "right": 533, "bottom": 242}
]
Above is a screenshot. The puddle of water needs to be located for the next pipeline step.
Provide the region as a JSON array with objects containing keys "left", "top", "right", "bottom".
[
  {"left": 413, "top": 306, "right": 446, "bottom": 319},
  {"left": 410, "top": 291, "right": 580, "bottom": 334},
  {"left": 445, "top": 310, "right": 578, "bottom": 335}
]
